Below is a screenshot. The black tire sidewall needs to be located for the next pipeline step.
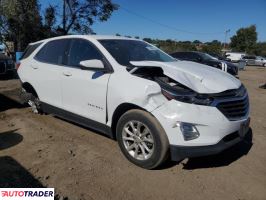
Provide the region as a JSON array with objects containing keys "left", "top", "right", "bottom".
[{"left": 116, "top": 110, "right": 168, "bottom": 169}]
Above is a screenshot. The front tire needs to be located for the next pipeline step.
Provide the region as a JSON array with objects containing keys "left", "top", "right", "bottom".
[{"left": 116, "top": 109, "right": 169, "bottom": 169}]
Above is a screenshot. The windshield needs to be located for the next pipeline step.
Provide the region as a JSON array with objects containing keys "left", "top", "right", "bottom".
[{"left": 98, "top": 39, "right": 176, "bottom": 66}]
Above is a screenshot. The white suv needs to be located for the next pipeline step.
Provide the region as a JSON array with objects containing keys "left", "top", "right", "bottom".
[{"left": 18, "top": 35, "right": 250, "bottom": 169}]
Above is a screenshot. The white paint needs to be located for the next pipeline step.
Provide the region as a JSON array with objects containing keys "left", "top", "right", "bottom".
[
  {"left": 130, "top": 60, "right": 240, "bottom": 93},
  {"left": 79, "top": 59, "right": 104, "bottom": 69},
  {"left": 18, "top": 35, "right": 249, "bottom": 153}
]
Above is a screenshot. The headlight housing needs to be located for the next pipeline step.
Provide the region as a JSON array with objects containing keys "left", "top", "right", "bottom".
[
  {"left": 162, "top": 89, "right": 213, "bottom": 106},
  {"left": 155, "top": 76, "right": 213, "bottom": 106}
]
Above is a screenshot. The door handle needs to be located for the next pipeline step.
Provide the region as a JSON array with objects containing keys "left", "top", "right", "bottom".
[
  {"left": 31, "top": 65, "right": 38, "bottom": 69},
  {"left": 63, "top": 71, "right": 72, "bottom": 76}
]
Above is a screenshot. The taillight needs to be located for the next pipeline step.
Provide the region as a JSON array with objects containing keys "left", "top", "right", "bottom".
[{"left": 16, "top": 62, "right": 21, "bottom": 70}]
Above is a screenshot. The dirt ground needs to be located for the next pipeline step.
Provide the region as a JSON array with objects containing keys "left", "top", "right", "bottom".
[{"left": 0, "top": 67, "right": 266, "bottom": 200}]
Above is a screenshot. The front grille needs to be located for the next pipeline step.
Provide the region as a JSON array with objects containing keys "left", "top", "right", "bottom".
[
  {"left": 216, "top": 94, "right": 249, "bottom": 121},
  {"left": 213, "top": 85, "right": 249, "bottom": 121},
  {"left": 0, "top": 61, "right": 6, "bottom": 74}
]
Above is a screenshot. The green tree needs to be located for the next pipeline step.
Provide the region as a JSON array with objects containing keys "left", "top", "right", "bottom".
[
  {"left": 193, "top": 40, "right": 201, "bottom": 44},
  {"left": 202, "top": 40, "right": 222, "bottom": 54},
  {"left": 58, "top": 0, "right": 119, "bottom": 34},
  {"left": 43, "top": 5, "right": 57, "bottom": 37},
  {"left": 230, "top": 25, "right": 257, "bottom": 54},
  {"left": 44, "top": 5, "right": 56, "bottom": 29},
  {"left": 0, "top": 0, "right": 44, "bottom": 51},
  {"left": 255, "top": 42, "right": 266, "bottom": 56}
]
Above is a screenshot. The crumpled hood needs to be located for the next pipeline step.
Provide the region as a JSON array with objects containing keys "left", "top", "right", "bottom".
[{"left": 130, "top": 60, "right": 241, "bottom": 94}]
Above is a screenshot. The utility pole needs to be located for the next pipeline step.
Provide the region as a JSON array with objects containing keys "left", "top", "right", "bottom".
[{"left": 224, "top": 29, "right": 230, "bottom": 49}]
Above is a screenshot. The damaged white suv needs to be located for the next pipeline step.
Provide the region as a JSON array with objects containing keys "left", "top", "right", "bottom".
[{"left": 18, "top": 35, "right": 250, "bottom": 169}]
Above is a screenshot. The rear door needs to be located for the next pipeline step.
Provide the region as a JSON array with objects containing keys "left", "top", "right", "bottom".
[
  {"left": 61, "top": 38, "right": 111, "bottom": 124},
  {"left": 33, "top": 39, "right": 70, "bottom": 108}
]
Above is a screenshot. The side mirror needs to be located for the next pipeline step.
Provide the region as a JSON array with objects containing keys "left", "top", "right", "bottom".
[{"left": 79, "top": 59, "right": 105, "bottom": 70}]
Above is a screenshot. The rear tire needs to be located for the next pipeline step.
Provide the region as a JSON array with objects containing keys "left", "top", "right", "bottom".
[
  {"left": 28, "top": 94, "right": 42, "bottom": 114},
  {"left": 21, "top": 88, "right": 42, "bottom": 114},
  {"left": 116, "top": 109, "right": 169, "bottom": 169}
]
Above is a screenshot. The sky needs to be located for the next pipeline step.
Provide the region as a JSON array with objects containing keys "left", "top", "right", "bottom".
[{"left": 33, "top": 0, "right": 266, "bottom": 42}]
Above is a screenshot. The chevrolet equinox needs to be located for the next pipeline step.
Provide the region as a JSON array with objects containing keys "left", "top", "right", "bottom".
[{"left": 17, "top": 35, "right": 250, "bottom": 169}]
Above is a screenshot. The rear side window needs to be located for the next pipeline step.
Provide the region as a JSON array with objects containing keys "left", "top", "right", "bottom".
[
  {"left": 67, "top": 39, "right": 103, "bottom": 67},
  {"left": 20, "top": 42, "right": 42, "bottom": 60},
  {"left": 35, "top": 39, "right": 69, "bottom": 65}
]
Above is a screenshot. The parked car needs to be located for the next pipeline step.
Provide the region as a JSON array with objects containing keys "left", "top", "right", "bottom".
[
  {"left": 225, "top": 52, "right": 246, "bottom": 62},
  {"left": 242, "top": 55, "right": 266, "bottom": 67},
  {"left": 17, "top": 35, "right": 250, "bottom": 169},
  {"left": 208, "top": 53, "right": 228, "bottom": 61},
  {"left": 170, "top": 51, "right": 238, "bottom": 76},
  {"left": 0, "top": 53, "right": 16, "bottom": 77}
]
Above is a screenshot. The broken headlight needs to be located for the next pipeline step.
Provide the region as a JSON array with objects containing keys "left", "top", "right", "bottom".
[
  {"left": 161, "top": 89, "right": 213, "bottom": 106},
  {"left": 155, "top": 76, "right": 213, "bottom": 106}
]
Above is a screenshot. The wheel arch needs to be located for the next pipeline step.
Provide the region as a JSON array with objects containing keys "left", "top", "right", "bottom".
[
  {"left": 111, "top": 103, "right": 147, "bottom": 140},
  {"left": 22, "top": 82, "right": 39, "bottom": 97}
]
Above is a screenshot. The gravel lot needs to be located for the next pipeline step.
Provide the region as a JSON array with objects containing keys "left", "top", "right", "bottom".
[{"left": 0, "top": 66, "right": 266, "bottom": 200}]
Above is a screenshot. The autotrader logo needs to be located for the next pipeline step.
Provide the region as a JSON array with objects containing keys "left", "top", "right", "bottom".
[{"left": 0, "top": 188, "right": 54, "bottom": 200}]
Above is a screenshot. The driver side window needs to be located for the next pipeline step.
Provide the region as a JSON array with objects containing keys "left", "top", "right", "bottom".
[{"left": 67, "top": 39, "right": 103, "bottom": 68}]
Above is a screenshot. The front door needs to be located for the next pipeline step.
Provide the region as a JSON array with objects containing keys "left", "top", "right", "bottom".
[{"left": 61, "top": 39, "right": 110, "bottom": 124}]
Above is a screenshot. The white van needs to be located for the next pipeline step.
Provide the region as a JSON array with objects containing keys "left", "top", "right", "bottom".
[{"left": 225, "top": 52, "right": 246, "bottom": 62}]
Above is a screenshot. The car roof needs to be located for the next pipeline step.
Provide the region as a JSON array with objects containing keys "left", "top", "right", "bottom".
[
  {"left": 29, "top": 35, "right": 140, "bottom": 45},
  {"left": 172, "top": 51, "right": 203, "bottom": 55}
]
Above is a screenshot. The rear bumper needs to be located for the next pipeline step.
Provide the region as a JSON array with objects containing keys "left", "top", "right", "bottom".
[{"left": 170, "top": 130, "right": 245, "bottom": 161}]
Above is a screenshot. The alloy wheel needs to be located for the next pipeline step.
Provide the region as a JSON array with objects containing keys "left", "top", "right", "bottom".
[{"left": 122, "top": 121, "right": 154, "bottom": 160}]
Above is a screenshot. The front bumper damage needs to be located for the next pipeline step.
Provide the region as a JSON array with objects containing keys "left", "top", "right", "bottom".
[
  {"left": 151, "top": 100, "right": 250, "bottom": 161},
  {"left": 169, "top": 128, "right": 249, "bottom": 161}
]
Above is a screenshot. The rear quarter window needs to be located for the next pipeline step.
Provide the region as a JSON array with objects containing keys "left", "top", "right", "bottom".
[
  {"left": 35, "top": 39, "right": 70, "bottom": 65},
  {"left": 20, "top": 42, "right": 42, "bottom": 60}
]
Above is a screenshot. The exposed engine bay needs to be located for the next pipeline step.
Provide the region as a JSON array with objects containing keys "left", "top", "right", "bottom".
[
  {"left": 128, "top": 60, "right": 241, "bottom": 94},
  {"left": 128, "top": 65, "right": 245, "bottom": 106},
  {"left": 128, "top": 66, "right": 192, "bottom": 94}
]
